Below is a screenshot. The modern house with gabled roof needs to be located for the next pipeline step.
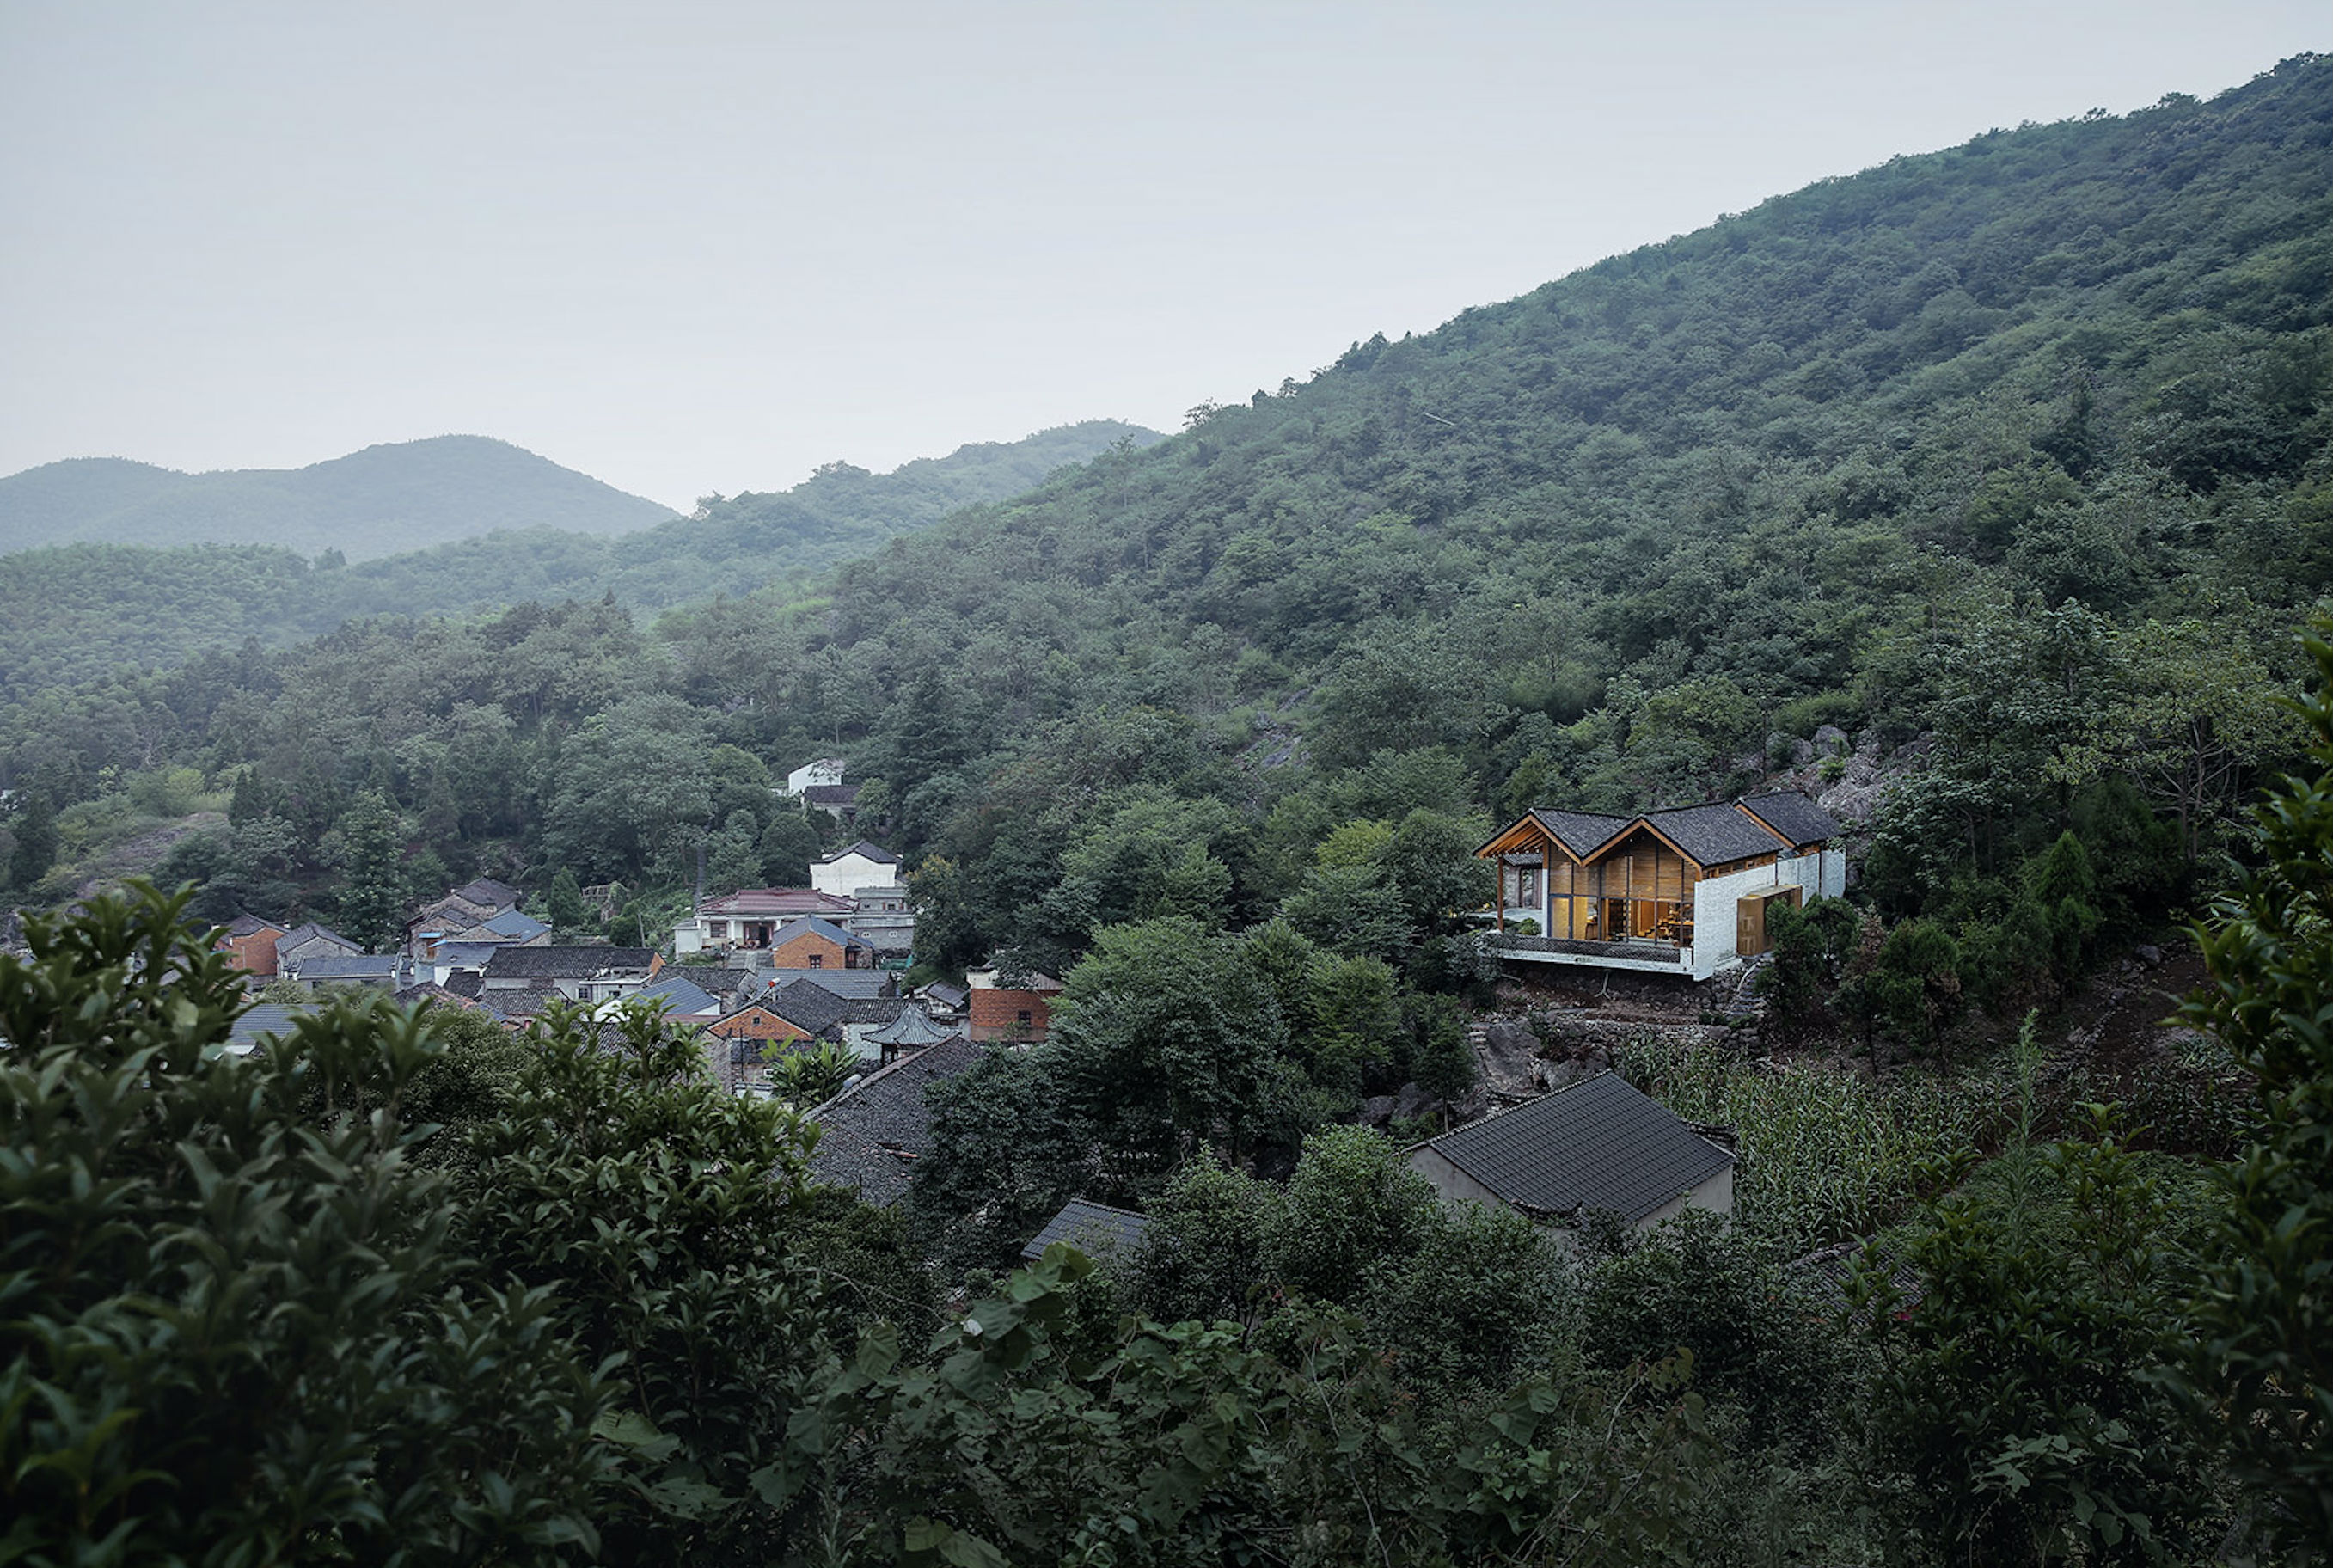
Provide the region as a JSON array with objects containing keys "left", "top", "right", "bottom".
[
  {"left": 1477, "top": 789, "right": 1846, "bottom": 980},
  {"left": 811, "top": 841, "right": 903, "bottom": 900},
  {"left": 1407, "top": 1072, "right": 1736, "bottom": 1241}
]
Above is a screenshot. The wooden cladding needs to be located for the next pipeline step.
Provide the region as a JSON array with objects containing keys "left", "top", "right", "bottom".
[{"left": 1546, "top": 832, "right": 1697, "bottom": 946}]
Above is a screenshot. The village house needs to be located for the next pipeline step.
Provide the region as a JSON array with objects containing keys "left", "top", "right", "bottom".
[
  {"left": 283, "top": 952, "right": 407, "bottom": 989},
  {"left": 785, "top": 758, "right": 847, "bottom": 794},
  {"left": 811, "top": 841, "right": 901, "bottom": 899},
  {"left": 1476, "top": 790, "right": 1846, "bottom": 981},
  {"left": 964, "top": 960, "right": 1063, "bottom": 1043},
  {"left": 1407, "top": 1072, "right": 1736, "bottom": 1243},
  {"left": 479, "top": 945, "right": 659, "bottom": 1002},
  {"left": 672, "top": 887, "right": 855, "bottom": 956},
  {"left": 405, "top": 877, "right": 524, "bottom": 959},
  {"left": 217, "top": 914, "right": 289, "bottom": 977},
  {"left": 765, "top": 915, "right": 878, "bottom": 971},
  {"left": 273, "top": 921, "right": 363, "bottom": 972}
]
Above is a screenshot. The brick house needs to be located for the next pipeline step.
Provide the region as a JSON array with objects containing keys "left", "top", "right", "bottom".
[
  {"left": 965, "top": 960, "right": 1064, "bottom": 1043},
  {"left": 767, "top": 916, "right": 878, "bottom": 972},
  {"left": 217, "top": 914, "right": 288, "bottom": 977}
]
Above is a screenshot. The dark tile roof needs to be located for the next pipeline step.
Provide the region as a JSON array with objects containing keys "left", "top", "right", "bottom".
[
  {"left": 277, "top": 921, "right": 358, "bottom": 954},
  {"left": 1639, "top": 803, "right": 1789, "bottom": 867},
  {"left": 638, "top": 974, "right": 721, "bottom": 1016},
  {"left": 296, "top": 955, "right": 400, "bottom": 980},
  {"left": 224, "top": 913, "right": 285, "bottom": 939},
  {"left": 481, "top": 945, "right": 654, "bottom": 980},
  {"left": 1020, "top": 1199, "right": 1151, "bottom": 1263},
  {"left": 768, "top": 915, "right": 873, "bottom": 952},
  {"left": 453, "top": 877, "right": 522, "bottom": 910},
  {"left": 865, "top": 1003, "right": 963, "bottom": 1050},
  {"left": 479, "top": 908, "right": 550, "bottom": 940},
  {"left": 821, "top": 840, "right": 900, "bottom": 865},
  {"left": 766, "top": 968, "right": 891, "bottom": 1001},
  {"left": 1418, "top": 1072, "right": 1734, "bottom": 1224},
  {"left": 442, "top": 971, "right": 484, "bottom": 1000},
  {"left": 481, "top": 984, "right": 566, "bottom": 1021},
  {"left": 1785, "top": 1238, "right": 1923, "bottom": 1319},
  {"left": 390, "top": 982, "right": 481, "bottom": 1011},
  {"left": 805, "top": 1036, "right": 983, "bottom": 1206},
  {"left": 1529, "top": 810, "right": 1632, "bottom": 860},
  {"left": 1737, "top": 792, "right": 1840, "bottom": 849},
  {"left": 766, "top": 978, "right": 851, "bottom": 1038},
  {"left": 920, "top": 981, "right": 968, "bottom": 1010},
  {"left": 698, "top": 887, "right": 855, "bottom": 918},
  {"left": 675, "top": 965, "right": 755, "bottom": 1003},
  {"left": 225, "top": 1003, "right": 304, "bottom": 1053},
  {"left": 437, "top": 940, "right": 505, "bottom": 970},
  {"left": 803, "top": 783, "right": 860, "bottom": 807}
]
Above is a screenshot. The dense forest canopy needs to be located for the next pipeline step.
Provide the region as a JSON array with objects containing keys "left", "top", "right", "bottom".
[{"left": 0, "top": 435, "right": 675, "bottom": 559}]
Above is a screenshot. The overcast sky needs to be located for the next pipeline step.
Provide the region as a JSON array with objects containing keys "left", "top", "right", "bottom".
[{"left": 1, "top": 2, "right": 2324, "bottom": 511}]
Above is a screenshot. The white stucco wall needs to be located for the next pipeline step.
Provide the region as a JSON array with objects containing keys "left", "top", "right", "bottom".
[{"left": 811, "top": 852, "right": 895, "bottom": 900}]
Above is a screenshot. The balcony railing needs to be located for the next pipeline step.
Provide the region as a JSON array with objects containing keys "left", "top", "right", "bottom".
[{"left": 1485, "top": 934, "right": 1689, "bottom": 965}]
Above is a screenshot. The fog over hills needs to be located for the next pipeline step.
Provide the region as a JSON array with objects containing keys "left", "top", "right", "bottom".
[{"left": 0, "top": 435, "right": 677, "bottom": 560}]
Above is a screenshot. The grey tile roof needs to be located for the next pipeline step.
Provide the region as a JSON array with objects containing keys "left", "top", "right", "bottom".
[
  {"left": 295, "top": 955, "right": 400, "bottom": 981},
  {"left": 766, "top": 968, "right": 891, "bottom": 1001},
  {"left": 1529, "top": 810, "right": 1632, "bottom": 860},
  {"left": 481, "top": 984, "right": 565, "bottom": 1021},
  {"left": 1737, "top": 792, "right": 1840, "bottom": 849},
  {"left": 920, "top": 981, "right": 968, "bottom": 1010},
  {"left": 768, "top": 915, "right": 874, "bottom": 952},
  {"left": 766, "top": 978, "right": 851, "bottom": 1038},
  {"left": 481, "top": 945, "right": 654, "bottom": 980},
  {"left": 638, "top": 974, "right": 721, "bottom": 1016},
  {"left": 1640, "top": 802, "right": 1789, "bottom": 867},
  {"left": 437, "top": 940, "right": 505, "bottom": 970},
  {"left": 865, "top": 1003, "right": 963, "bottom": 1050},
  {"left": 805, "top": 1036, "right": 984, "bottom": 1206},
  {"left": 453, "top": 878, "right": 522, "bottom": 910},
  {"left": 1020, "top": 1199, "right": 1151, "bottom": 1263},
  {"left": 225, "top": 1003, "right": 304, "bottom": 1053},
  {"left": 821, "top": 840, "right": 900, "bottom": 865},
  {"left": 224, "top": 913, "right": 284, "bottom": 938},
  {"left": 442, "top": 971, "right": 484, "bottom": 1000},
  {"left": 277, "top": 921, "right": 358, "bottom": 953},
  {"left": 480, "top": 908, "right": 550, "bottom": 940},
  {"left": 803, "top": 784, "right": 860, "bottom": 806},
  {"left": 1419, "top": 1072, "right": 1734, "bottom": 1224}
]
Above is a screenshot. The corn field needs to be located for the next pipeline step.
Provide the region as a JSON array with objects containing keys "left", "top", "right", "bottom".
[{"left": 1610, "top": 1033, "right": 2017, "bottom": 1258}]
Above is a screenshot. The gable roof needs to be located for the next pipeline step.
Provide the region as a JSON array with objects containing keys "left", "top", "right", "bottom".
[
  {"left": 805, "top": 1036, "right": 983, "bottom": 1207},
  {"left": 673, "top": 965, "right": 755, "bottom": 1002},
  {"left": 1417, "top": 1072, "right": 1734, "bottom": 1224},
  {"left": 1529, "top": 809, "right": 1632, "bottom": 860},
  {"left": 1632, "top": 802, "right": 1789, "bottom": 867},
  {"left": 637, "top": 974, "right": 721, "bottom": 1016},
  {"left": 453, "top": 877, "right": 522, "bottom": 910},
  {"left": 224, "top": 913, "right": 285, "bottom": 939},
  {"left": 766, "top": 967, "right": 891, "bottom": 1001},
  {"left": 481, "top": 945, "right": 655, "bottom": 979},
  {"left": 478, "top": 907, "right": 551, "bottom": 940},
  {"left": 820, "top": 840, "right": 900, "bottom": 866},
  {"left": 224, "top": 1002, "right": 303, "bottom": 1054},
  {"left": 295, "top": 954, "right": 400, "bottom": 980},
  {"left": 803, "top": 783, "right": 860, "bottom": 808},
  {"left": 764, "top": 977, "right": 851, "bottom": 1038},
  {"left": 481, "top": 984, "right": 566, "bottom": 1021},
  {"left": 1020, "top": 1198, "right": 1151, "bottom": 1262},
  {"left": 698, "top": 887, "right": 855, "bottom": 919},
  {"left": 768, "top": 915, "right": 874, "bottom": 952},
  {"left": 1736, "top": 791, "right": 1840, "bottom": 849},
  {"left": 276, "top": 921, "right": 358, "bottom": 953},
  {"left": 436, "top": 940, "right": 506, "bottom": 970}
]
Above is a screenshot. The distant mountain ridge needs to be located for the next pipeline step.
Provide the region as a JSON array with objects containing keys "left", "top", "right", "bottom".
[
  {"left": 0, "top": 435, "right": 677, "bottom": 560},
  {"left": 0, "top": 419, "right": 1164, "bottom": 702}
]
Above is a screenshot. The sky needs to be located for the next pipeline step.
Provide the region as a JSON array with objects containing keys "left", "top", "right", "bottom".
[{"left": 1, "top": 2, "right": 2325, "bottom": 511}]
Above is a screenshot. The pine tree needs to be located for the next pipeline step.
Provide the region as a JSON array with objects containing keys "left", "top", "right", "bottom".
[{"left": 334, "top": 791, "right": 407, "bottom": 952}]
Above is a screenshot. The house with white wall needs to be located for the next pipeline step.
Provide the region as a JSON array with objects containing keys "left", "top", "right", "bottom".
[
  {"left": 811, "top": 841, "right": 902, "bottom": 900},
  {"left": 1477, "top": 790, "right": 1846, "bottom": 981}
]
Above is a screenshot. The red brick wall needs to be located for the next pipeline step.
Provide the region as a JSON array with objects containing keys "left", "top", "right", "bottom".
[
  {"left": 968, "top": 989, "right": 1051, "bottom": 1042},
  {"left": 709, "top": 1007, "right": 810, "bottom": 1044},
  {"left": 220, "top": 928, "right": 284, "bottom": 977},
  {"left": 769, "top": 931, "right": 846, "bottom": 971}
]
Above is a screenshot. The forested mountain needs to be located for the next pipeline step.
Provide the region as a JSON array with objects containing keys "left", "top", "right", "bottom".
[
  {"left": 0, "top": 420, "right": 1160, "bottom": 704},
  {"left": 4, "top": 58, "right": 2330, "bottom": 981},
  {"left": 0, "top": 436, "right": 675, "bottom": 559}
]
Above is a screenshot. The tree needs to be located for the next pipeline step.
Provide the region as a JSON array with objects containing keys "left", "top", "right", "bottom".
[
  {"left": 2173, "top": 624, "right": 2333, "bottom": 1552},
  {"left": 8, "top": 790, "right": 56, "bottom": 891},
  {"left": 1266, "top": 1125, "right": 1436, "bottom": 1304},
  {"left": 0, "top": 886, "right": 612, "bottom": 1565},
  {"left": 547, "top": 867, "right": 589, "bottom": 932},
  {"left": 334, "top": 788, "right": 407, "bottom": 951},
  {"left": 1132, "top": 1149, "right": 1284, "bottom": 1328}
]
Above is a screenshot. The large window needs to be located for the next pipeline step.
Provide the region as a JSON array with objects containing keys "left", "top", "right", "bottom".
[{"left": 1546, "top": 835, "right": 1696, "bottom": 947}]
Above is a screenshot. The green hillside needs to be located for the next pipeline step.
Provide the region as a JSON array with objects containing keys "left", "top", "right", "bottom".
[
  {"left": 0, "top": 420, "right": 1160, "bottom": 703},
  {"left": 0, "top": 435, "right": 677, "bottom": 559},
  {"left": 4, "top": 58, "right": 2330, "bottom": 974}
]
